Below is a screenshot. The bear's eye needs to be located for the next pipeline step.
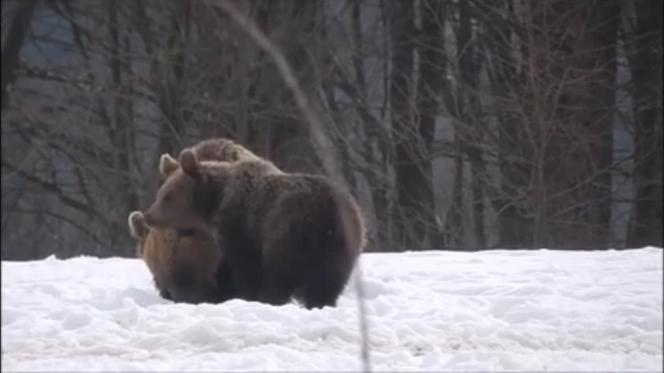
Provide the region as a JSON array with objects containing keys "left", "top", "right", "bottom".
[{"left": 163, "top": 193, "right": 172, "bottom": 204}]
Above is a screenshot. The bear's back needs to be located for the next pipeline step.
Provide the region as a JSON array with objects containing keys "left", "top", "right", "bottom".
[
  {"left": 260, "top": 173, "right": 335, "bottom": 203},
  {"left": 192, "top": 138, "right": 262, "bottom": 163},
  {"left": 244, "top": 173, "right": 345, "bottom": 242},
  {"left": 201, "top": 158, "right": 283, "bottom": 211}
]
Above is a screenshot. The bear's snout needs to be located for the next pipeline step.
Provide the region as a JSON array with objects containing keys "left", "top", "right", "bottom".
[
  {"left": 144, "top": 207, "right": 170, "bottom": 228},
  {"left": 143, "top": 210, "right": 157, "bottom": 227}
]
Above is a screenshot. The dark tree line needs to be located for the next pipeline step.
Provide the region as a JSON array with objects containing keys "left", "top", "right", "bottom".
[{"left": 1, "top": 0, "right": 662, "bottom": 260}]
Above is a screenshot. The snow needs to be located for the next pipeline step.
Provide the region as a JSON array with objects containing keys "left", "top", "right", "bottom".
[{"left": 2, "top": 247, "right": 662, "bottom": 372}]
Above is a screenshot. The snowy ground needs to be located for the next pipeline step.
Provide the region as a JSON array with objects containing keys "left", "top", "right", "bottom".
[{"left": 2, "top": 247, "right": 662, "bottom": 372}]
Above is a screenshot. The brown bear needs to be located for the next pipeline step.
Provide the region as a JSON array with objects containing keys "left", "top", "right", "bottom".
[
  {"left": 128, "top": 211, "right": 237, "bottom": 304},
  {"left": 143, "top": 149, "right": 366, "bottom": 309},
  {"left": 133, "top": 138, "right": 279, "bottom": 303}
]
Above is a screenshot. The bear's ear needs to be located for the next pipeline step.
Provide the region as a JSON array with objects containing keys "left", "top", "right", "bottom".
[
  {"left": 128, "top": 211, "right": 149, "bottom": 239},
  {"left": 179, "top": 149, "right": 201, "bottom": 180},
  {"left": 159, "top": 153, "right": 180, "bottom": 178}
]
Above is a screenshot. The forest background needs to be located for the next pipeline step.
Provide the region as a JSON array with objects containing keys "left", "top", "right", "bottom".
[{"left": 2, "top": 0, "right": 662, "bottom": 260}]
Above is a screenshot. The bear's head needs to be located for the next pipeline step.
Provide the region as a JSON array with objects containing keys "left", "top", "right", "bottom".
[{"left": 144, "top": 149, "right": 227, "bottom": 232}]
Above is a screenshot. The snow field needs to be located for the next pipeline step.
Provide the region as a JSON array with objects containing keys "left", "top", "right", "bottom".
[{"left": 2, "top": 247, "right": 662, "bottom": 371}]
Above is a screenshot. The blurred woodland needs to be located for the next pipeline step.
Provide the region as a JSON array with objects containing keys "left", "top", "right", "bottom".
[{"left": 1, "top": 0, "right": 662, "bottom": 260}]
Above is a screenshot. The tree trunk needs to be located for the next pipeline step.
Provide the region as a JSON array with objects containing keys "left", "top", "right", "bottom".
[
  {"left": 390, "top": 0, "right": 438, "bottom": 249},
  {"left": 348, "top": 0, "right": 392, "bottom": 249},
  {"left": 416, "top": 0, "right": 445, "bottom": 247},
  {"left": 483, "top": 1, "right": 535, "bottom": 248},
  {"left": 445, "top": 134, "right": 465, "bottom": 247},
  {"left": 157, "top": 1, "right": 192, "bottom": 158},
  {"left": 1, "top": 0, "right": 37, "bottom": 111},
  {"left": 539, "top": 0, "right": 620, "bottom": 249},
  {"left": 627, "top": 0, "right": 664, "bottom": 248},
  {"left": 107, "top": 0, "right": 138, "bottom": 256},
  {"left": 456, "top": 1, "right": 486, "bottom": 248}
]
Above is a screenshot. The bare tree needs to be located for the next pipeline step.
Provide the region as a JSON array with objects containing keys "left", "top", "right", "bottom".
[
  {"left": 2, "top": 0, "right": 661, "bottom": 259},
  {"left": 626, "top": 0, "right": 663, "bottom": 248}
]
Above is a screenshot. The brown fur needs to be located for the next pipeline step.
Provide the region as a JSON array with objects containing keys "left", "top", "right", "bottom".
[
  {"left": 135, "top": 138, "right": 274, "bottom": 303},
  {"left": 144, "top": 150, "right": 365, "bottom": 309},
  {"left": 128, "top": 211, "right": 236, "bottom": 303},
  {"left": 159, "top": 138, "right": 278, "bottom": 180}
]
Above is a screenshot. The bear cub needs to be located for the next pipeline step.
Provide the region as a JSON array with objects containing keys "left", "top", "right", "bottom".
[
  {"left": 144, "top": 149, "right": 365, "bottom": 309},
  {"left": 130, "top": 137, "right": 278, "bottom": 304},
  {"left": 128, "top": 211, "right": 236, "bottom": 304}
]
